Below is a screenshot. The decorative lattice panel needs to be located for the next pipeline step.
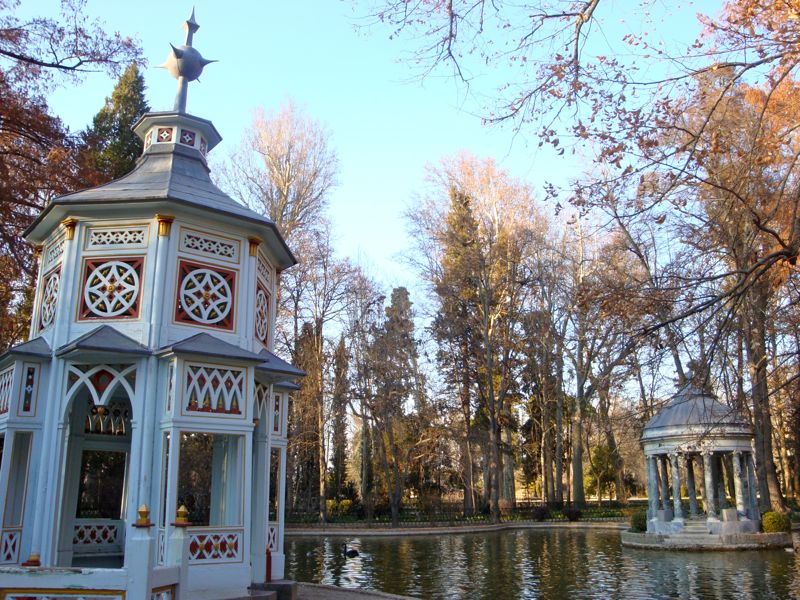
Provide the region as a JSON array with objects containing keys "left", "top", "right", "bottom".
[
  {"left": 73, "top": 522, "right": 119, "bottom": 546},
  {"left": 254, "top": 281, "right": 271, "bottom": 345},
  {"left": 0, "top": 528, "right": 20, "bottom": 564},
  {"left": 187, "top": 529, "right": 242, "bottom": 563},
  {"left": 19, "top": 364, "right": 38, "bottom": 416},
  {"left": 0, "top": 366, "right": 13, "bottom": 414},
  {"left": 273, "top": 393, "right": 283, "bottom": 435},
  {"left": 42, "top": 236, "right": 65, "bottom": 272},
  {"left": 79, "top": 257, "right": 143, "bottom": 320},
  {"left": 156, "top": 127, "right": 173, "bottom": 143},
  {"left": 255, "top": 382, "right": 269, "bottom": 418},
  {"left": 39, "top": 267, "right": 60, "bottom": 330},
  {"left": 257, "top": 252, "right": 272, "bottom": 287},
  {"left": 175, "top": 260, "right": 236, "bottom": 330},
  {"left": 83, "top": 399, "right": 130, "bottom": 436},
  {"left": 184, "top": 364, "right": 244, "bottom": 415},
  {"left": 267, "top": 525, "right": 278, "bottom": 551},
  {"left": 86, "top": 225, "right": 148, "bottom": 250},
  {"left": 179, "top": 128, "right": 196, "bottom": 147},
  {"left": 166, "top": 361, "right": 175, "bottom": 413},
  {"left": 179, "top": 228, "right": 239, "bottom": 262},
  {"left": 65, "top": 364, "right": 136, "bottom": 407},
  {"left": 157, "top": 528, "right": 167, "bottom": 566}
]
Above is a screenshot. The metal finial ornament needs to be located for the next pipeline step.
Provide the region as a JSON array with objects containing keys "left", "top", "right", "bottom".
[{"left": 159, "top": 8, "right": 217, "bottom": 113}]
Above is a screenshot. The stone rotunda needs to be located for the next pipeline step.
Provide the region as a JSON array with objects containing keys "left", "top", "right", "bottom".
[{"left": 641, "top": 373, "right": 760, "bottom": 536}]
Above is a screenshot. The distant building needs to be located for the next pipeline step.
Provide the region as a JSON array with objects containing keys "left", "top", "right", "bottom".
[{"left": 0, "top": 12, "right": 302, "bottom": 599}]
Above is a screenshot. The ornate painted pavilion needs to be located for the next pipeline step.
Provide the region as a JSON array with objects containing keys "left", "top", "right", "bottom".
[{"left": 0, "top": 12, "right": 302, "bottom": 600}]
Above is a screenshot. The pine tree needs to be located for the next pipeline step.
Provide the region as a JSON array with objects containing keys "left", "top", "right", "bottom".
[
  {"left": 80, "top": 63, "right": 149, "bottom": 184},
  {"left": 330, "top": 335, "right": 349, "bottom": 500}
]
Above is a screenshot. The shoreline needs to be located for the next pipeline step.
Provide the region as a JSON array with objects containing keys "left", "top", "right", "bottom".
[{"left": 286, "top": 520, "right": 627, "bottom": 537}]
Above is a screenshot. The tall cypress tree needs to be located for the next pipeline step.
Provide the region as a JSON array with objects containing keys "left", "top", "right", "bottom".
[
  {"left": 330, "top": 335, "right": 349, "bottom": 500},
  {"left": 80, "top": 63, "right": 149, "bottom": 184}
]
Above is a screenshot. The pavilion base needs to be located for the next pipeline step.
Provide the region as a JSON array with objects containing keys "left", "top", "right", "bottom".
[{"left": 621, "top": 530, "right": 792, "bottom": 551}]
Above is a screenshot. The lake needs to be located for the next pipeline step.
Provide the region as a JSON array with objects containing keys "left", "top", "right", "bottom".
[{"left": 286, "top": 528, "right": 800, "bottom": 599}]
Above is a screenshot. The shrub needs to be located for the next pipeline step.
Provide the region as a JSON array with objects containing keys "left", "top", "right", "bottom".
[
  {"left": 532, "top": 506, "right": 551, "bottom": 522},
  {"left": 762, "top": 511, "right": 791, "bottom": 533},
  {"left": 563, "top": 507, "right": 582, "bottom": 522},
  {"left": 630, "top": 510, "right": 648, "bottom": 532}
]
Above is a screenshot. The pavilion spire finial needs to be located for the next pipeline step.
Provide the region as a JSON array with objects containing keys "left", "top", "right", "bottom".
[{"left": 159, "top": 8, "right": 217, "bottom": 113}]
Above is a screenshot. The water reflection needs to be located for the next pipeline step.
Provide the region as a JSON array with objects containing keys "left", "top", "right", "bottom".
[{"left": 286, "top": 529, "right": 800, "bottom": 599}]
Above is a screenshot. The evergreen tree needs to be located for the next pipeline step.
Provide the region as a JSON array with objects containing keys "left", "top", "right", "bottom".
[
  {"left": 330, "top": 335, "right": 349, "bottom": 500},
  {"left": 368, "top": 287, "right": 420, "bottom": 526},
  {"left": 287, "top": 322, "right": 321, "bottom": 513},
  {"left": 80, "top": 63, "right": 149, "bottom": 184}
]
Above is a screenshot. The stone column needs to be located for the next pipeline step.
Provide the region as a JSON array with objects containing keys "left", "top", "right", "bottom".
[
  {"left": 684, "top": 454, "right": 699, "bottom": 517},
  {"left": 670, "top": 453, "right": 684, "bottom": 520},
  {"left": 646, "top": 455, "right": 659, "bottom": 519},
  {"left": 746, "top": 452, "right": 760, "bottom": 520},
  {"left": 732, "top": 451, "right": 747, "bottom": 518},
  {"left": 702, "top": 451, "right": 717, "bottom": 519},
  {"left": 659, "top": 455, "right": 671, "bottom": 510},
  {"left": 715, "top": 455, "right": 728, "bottom": 509}
]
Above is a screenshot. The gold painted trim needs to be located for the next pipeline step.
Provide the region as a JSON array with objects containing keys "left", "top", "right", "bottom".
[
  {"left": 156, "top": 214, "right": 175, "bottom": 237},
  {"left": 1, "top": 589, "right": 125, "bottom": 599},
  {"left": 248, "top": 236, "right": 262, "bottom": 257},
  {"left": 61, "top": 218, "right": 78, "bottom": 241}
]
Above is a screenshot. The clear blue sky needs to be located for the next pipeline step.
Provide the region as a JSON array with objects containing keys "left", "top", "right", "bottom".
[
  {"left": 28, "top": 0, "right": 572, "bottom": 294},
  {"left": 30, "top": 1, "right": 716, "bottom": 297}
]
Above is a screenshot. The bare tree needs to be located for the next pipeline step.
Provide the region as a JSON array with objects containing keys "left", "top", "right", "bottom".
[{"left": 216, "top": 99, "right": 338, "bottom": 244}]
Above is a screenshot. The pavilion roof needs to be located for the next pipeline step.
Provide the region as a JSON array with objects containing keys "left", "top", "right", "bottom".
[
  {"left": 643, "top": 382, "right": 748, "bottom": 432},
  {"left": 158, "top": 333, "right": 265, "bottom": 363},
  {"left": 56, "top": 325, "right": 150, "bottom": 356},
  {"left": 2, "top": 336, "right": 51, "bottom": 359}
]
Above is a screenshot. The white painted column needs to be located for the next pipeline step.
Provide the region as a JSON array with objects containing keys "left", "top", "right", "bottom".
[
  {"left": 24, "top": 359, "right": 66, "bottom": 566},
  {"left": 670, "top": 453, "right": 683, "bottom": 520},
  {"left": 702, "top": 451, "right": 717, "bottom": 520},
  {"left": 250, "top": 421, "right": 268, "bottom": 584},
  {"left": 149, "top": 215, "right": 174, "bottom": 348}
]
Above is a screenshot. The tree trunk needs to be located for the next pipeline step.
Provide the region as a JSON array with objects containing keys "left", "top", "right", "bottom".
[
  {"left": 501, "top": 425, "right": 516, "bottom": 508},
  {"left": 572, "top": 373, "right": 586, "bottom": 507},
  {"left": 460, "top": 336, "right": 476, "bottom": 515},
  {"left": 360, "top": 411, "right": 373, "bottom": 522},
  {"left": 541, "top": 401, "right": 554, "bottom": 503},
  {"left": 597, "top": 384, "right": 625, "bottom": 503},
  {"left": 555, "top": 352, "right": 565, "bottom": 504},
  {"left": 743, "top": 289, "right": 786, "bottom": 512},
  {"left": 463, "top": 436, "right": 476, "bottom": 516}
]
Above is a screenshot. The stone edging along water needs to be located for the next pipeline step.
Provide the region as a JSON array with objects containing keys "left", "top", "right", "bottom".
[
  {"left": 299, "top": 582, "right": 416, "bottom": 600},
  {"left": 286, "top": 520, "right": 627, "bottom": 537},
  {"left": 620, "top": 530, "right": 793, "bottom": 551}
]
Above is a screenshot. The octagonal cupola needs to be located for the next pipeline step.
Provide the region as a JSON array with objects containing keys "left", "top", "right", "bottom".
[{"left": 23, "top": 10, "right": 295, "bottom": 354}]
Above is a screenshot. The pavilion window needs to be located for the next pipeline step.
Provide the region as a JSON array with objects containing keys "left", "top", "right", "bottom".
[
  {"left": 76, "top": 450, "right": 127, "bottom": 519},
  {"left": 177, "top": 432, "right": 243, "bottom": 526},
  {"left": 159, "top": 432, "right": 170, "bottom": 528},
  {"left": 3, "top": 432, "right": 32, "bottom": 528},
  {"left": 268, "top": 447, "right": 280, "bottom": 522}
]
